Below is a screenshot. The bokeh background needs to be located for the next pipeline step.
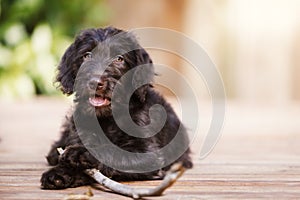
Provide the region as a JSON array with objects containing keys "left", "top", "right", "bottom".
[
  {"left": 1, "top": 0, "right": 300, "bottom": 160},
  {"left": 1, "top": 0, "right": 300, "bottom": 102}
]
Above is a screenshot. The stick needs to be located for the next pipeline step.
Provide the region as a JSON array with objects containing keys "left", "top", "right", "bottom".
[
  {"left": 57, "top": 148, "right": 185, "bottom": 199},
  {"left": 86, "top": 163, "right": 185, "bottom": 199}
]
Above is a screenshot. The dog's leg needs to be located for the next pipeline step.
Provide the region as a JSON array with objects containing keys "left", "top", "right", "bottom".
[
  {"left": 41, "top": 143, "right": 98, "bottom": 189},
  {"left": 46, "top": 116, "right": 75, "bottom": 166},
  {"left": 58, "top": 145, "right": 99, "bottom": 169},
  {"left": 41, "top": 165, "right": 94, "bottom": 189},
  {"left": 46, "top": 139, "right": 66, "bottom": 166},
  {"left": 42, "top": 145, "right": 98, "bottom": 189}
]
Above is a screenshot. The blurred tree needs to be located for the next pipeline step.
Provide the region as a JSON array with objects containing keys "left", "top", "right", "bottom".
[{"left": 0, "top": 0, "right": 110, "bottom": 99}]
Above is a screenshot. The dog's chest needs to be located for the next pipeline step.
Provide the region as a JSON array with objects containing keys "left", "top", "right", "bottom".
[{"left": 95, "top": 118, "right": 157, "bottom": 153}]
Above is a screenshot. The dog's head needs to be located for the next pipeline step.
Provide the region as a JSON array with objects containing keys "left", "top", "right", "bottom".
[{"left": 56, "top": 27, "right": 154, "bottom": 116}]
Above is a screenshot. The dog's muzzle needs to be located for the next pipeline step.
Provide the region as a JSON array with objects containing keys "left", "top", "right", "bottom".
[{"left": 88, "top": 77, "right": 111, "bottom": 107}]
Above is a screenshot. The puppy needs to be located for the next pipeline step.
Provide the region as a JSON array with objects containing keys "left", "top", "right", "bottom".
[{"left": 41, "top": 27, "right": 192, "bottom": 189}]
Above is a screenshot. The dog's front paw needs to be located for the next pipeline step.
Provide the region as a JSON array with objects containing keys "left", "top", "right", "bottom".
[
  {"left": 41, "top": 166, "right": 74, "bottom": 189},
  {"left": 59, "top": 145, "right": 98, "bottom": 169}
]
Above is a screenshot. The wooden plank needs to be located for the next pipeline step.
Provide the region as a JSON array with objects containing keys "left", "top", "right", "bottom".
[
  {"left": 1, "top": 99, "right": 300, "bottom": 199},
  {"left": 1, "top": 161, "right": 300, "bottom": 199}
]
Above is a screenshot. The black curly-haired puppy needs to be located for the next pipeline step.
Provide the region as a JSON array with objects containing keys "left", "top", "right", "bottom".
[{"left": 41, "top": 27, "right": 192, "bottom": 189}]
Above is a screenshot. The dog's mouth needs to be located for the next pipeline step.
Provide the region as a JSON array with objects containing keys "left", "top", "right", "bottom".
[
  {"left": 89, "top": 95, "right": 111, "bottom": 107},
  {"left": 87, "top": 79, "right": 111, "bottom": 108}
]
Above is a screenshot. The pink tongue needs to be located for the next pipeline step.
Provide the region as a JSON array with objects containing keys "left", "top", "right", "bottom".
[{"left": 89, "top": 97, "right": 109, "bottom": 107}]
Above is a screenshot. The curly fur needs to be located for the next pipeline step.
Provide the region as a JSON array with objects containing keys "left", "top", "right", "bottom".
[{"left": 41, "top": 27, "right": 192, "bottom": 189}]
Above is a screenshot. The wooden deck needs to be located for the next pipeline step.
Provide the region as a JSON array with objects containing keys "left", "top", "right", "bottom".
[{"left": 1, "top": 98, "right": 300, "bottom": 199}]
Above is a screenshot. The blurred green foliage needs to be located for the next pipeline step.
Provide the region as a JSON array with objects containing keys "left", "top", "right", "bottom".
[{"left": 0, "top": 0, "right": 110, "bottom": 99}]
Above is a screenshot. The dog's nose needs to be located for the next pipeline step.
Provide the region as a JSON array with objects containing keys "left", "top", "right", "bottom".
[{"left": 88, "top": 78, "right": 104, "bottom": 91}]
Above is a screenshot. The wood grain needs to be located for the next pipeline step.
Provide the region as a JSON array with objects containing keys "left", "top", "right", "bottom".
[{"left": 1, "top": 98, "right": 300, "bottom": 199}]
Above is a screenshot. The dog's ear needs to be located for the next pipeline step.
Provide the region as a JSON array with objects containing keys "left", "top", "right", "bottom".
[
  {"left": 132, "top": 48, "right": 154, "bottom": 102},
  {"left": 55, "top": 28, "right": 101, "bottom": 95},
  {"left": 55, "top": 43, "right": 79, "bottom": 95}
]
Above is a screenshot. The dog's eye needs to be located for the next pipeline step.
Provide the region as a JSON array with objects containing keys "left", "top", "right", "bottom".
[
  {"left": 113, "top": 55, "right": 124, "bottom": 63},
  {"left": 83, "top": 52, "right": 92, "bottom": 60}
]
